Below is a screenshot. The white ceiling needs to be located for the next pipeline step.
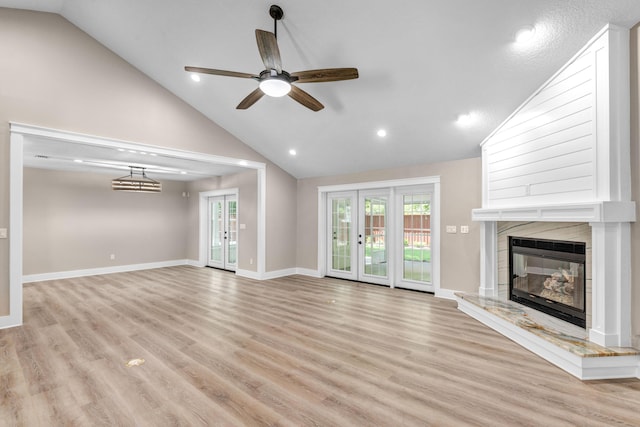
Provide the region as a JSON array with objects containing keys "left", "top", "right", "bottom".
[{"left": 4, "top": 0, "right": 640, "bottom": 179}]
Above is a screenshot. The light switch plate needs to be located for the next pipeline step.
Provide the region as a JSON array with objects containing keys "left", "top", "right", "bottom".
[
  {"left": 460, "top": 225, "right": 469, "bottom": 234},
  {"left": 0, "top": 228, "right": 7, "bottom": 239},
  {"left": 446, "top": 225, "right": 457, "bottom": 234}
]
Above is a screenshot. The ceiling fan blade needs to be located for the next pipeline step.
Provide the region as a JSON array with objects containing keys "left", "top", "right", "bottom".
[
  {"left": 255, "top": 29, "right": 282, "bottom": 73},
  {"left": 185, "top": 66, "right": 257, "bottom": 79},
  {"left": 288, "top": 85, "right": 324, "bottom": 111},
  {"left": 236, "top": 88, "right": 265, "bottom": 110},
  {"left": 291, "top": 68, "right": 359, "bottom": 83}
]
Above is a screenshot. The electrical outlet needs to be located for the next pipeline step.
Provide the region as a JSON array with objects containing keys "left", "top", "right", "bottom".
[
  {"left": 460, "top": 225, "right": 469, "bottom": 234},
  {"left": 250, "top": 258, "right": 254, "bottom": 265},
  {"left": 0, "top": 228, "right": 6, "bottom": 239},
  {"left": 446, "top": 225, "right": 457, "bottom": 234},
  {"left": 110, "top": 254, "right": 116, "bottom": 260}
]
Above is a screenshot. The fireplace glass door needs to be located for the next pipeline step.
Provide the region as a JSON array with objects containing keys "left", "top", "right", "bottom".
[{"left": 509, "top": 237, "right": 586, "bottom": 327}]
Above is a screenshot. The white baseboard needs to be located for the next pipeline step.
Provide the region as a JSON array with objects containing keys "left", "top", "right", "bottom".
[
  {"left": 0, "top": 314, "right": 22, "bottom": 330},
  {"left": 295, "top": 268, "right": 322, "bottom": 278},
  {"left": 261, "top": 268, "right": 297, "bottom": 280},
  {"left": 186, "top": 259, "right": 205, "bottom": 268},
  {"left": 435, "top": 288, "right": 458, "bottom": 300},
  {"left": 234, "top": 268, "right": 262, "bottom": 280},
  {"left": 22, "top": 259, "right": 190, "bottom": 283},
  {"left": 236, "top": 267, "right": 321, "bottom": 280}
]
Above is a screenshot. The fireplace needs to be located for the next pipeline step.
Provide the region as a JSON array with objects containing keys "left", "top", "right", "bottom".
[{"left": 509, "top": 236, "right": 586, "bottom": 328}]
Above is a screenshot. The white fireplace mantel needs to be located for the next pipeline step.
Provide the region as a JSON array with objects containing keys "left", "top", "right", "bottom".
[{"left": 472, "top": 201, "right": 636, "bottom": 223}]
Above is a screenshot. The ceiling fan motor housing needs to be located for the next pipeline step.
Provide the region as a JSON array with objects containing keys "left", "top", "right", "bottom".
[{"left": 269, "top": 5, "right": 284, "bottom": 21}]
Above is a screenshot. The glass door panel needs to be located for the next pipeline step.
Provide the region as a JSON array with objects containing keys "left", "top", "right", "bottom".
[
  {"left": 327, "top": 192, "right": 357, "bottom": 280},
  {"left": 225, "top": 196, "right": 237, "bottom": 270},
  {"left": 396, "top": 190, "right": 433, "bottom": 291},
  {"left": 359, "top": 192, "right": 388, "bottom": 285},
  {"left": 208, "top": 194, "right": 237, "bottom": 271},
  {"left": 208, "top": 197, "right": 224, "bottom": 267}
]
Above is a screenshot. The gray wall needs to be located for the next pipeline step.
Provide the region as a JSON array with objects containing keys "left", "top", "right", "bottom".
[
  {"left": 296, "top": 157, "right": 482, "bottom": 293},
  {"left": 23, "top": 168, "right": 189, "bottom": 275}
]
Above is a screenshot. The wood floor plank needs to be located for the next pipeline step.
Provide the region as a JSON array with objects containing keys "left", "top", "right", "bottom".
[{"left": 1, "top": 266, "right": 640, "bottom": 426}]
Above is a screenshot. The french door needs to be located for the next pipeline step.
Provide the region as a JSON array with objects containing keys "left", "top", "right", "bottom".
[
  {"left": 208, "top": 195, "right": 237, "bottom": 271},
  {"left": 326, "top": 185, "right": 434, "bottom": 291},
  {"left": 395, "top": 187, "right": 433, "bottom": 292},
  {"left": 327, "top": 190, "right": 389, "bottom": 285}
]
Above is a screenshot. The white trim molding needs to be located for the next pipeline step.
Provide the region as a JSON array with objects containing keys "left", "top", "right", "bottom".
[
  {"left": 22, "top": 260, "right": 190, "bottom": 283},
  {"left": 1, "top": 131, "right": 24, "bottom": 329},
  {"left": 472, "top": 201, "right": 636, "bottom": 223}
]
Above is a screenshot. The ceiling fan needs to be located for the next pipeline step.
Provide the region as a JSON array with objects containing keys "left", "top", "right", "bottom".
[{"left": 185, "top": 5, "right": 358, "bottom": 112}]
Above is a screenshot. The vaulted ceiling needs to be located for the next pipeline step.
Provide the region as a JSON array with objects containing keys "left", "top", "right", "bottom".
[{"left": 3, "top": 0, "right": 640, "bottom": 179}]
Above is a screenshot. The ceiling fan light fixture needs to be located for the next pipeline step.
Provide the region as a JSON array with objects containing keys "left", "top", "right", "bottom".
[{"left": 259, "top": 76, "right": 291, "bottom": 97}]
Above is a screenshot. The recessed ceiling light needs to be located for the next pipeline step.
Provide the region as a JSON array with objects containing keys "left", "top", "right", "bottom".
[
  {"left": 117, "top": 148, "right": 126, "bottom": 152},
  {"left": 128, "top": 150, "right": 137, "bottom": 154},
  {"left": 456, "top": 112, "right": 477, "bottom": 127},
  {"left": 73, "top": 159, "right": 83, "bottom": 163},
  {"left": 150, "top": 153, "right": 158, "bottom": 156},
  {"left": 515, "top": 26, "right": 536, "bottom": 44},
  {"left": 180, "top": 171, "right": 187, "bottom": 175},
  {"left": 190, "top": 74, "right": 201, "bottom": 82},
  {"left": 289, "top": 149, "right": 297, "bottom": 156},
  {"left": 140, "top": 151, "right": 147, "bottom": 155},
  {"left": 377, "top": 129, "right": 387, "bottom": 138}
]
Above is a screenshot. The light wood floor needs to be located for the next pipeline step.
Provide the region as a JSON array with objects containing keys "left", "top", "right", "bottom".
[{"left": 2, "top": 266, "right": 640, "bottom": 426}]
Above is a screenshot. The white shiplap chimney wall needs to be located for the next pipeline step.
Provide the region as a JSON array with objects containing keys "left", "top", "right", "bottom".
[{"left": 472, "top": 25, "right": 635, "bottom": 347}]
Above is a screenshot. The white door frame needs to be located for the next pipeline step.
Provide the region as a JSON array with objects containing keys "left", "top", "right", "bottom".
[
  {"left": 394, "top": 185, "right": 435, "bottom": 292},
  {"left": 201, "top": 190, "right": 239, "bottom": 270},
  {"left": 357, "top": 188, "right": 392, "bottom": 286},
  {"left": 326, "top": 191, "right": 358, "bottom": 281}
]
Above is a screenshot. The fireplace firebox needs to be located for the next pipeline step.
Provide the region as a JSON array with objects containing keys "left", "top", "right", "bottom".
[{"left": 509, "top": 236, "right": 586, "bottom": 328}]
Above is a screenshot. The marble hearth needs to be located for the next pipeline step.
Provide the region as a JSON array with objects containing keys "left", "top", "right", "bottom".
[{"left": 456, "top": 293, "right": 639, "bottom": 380}]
